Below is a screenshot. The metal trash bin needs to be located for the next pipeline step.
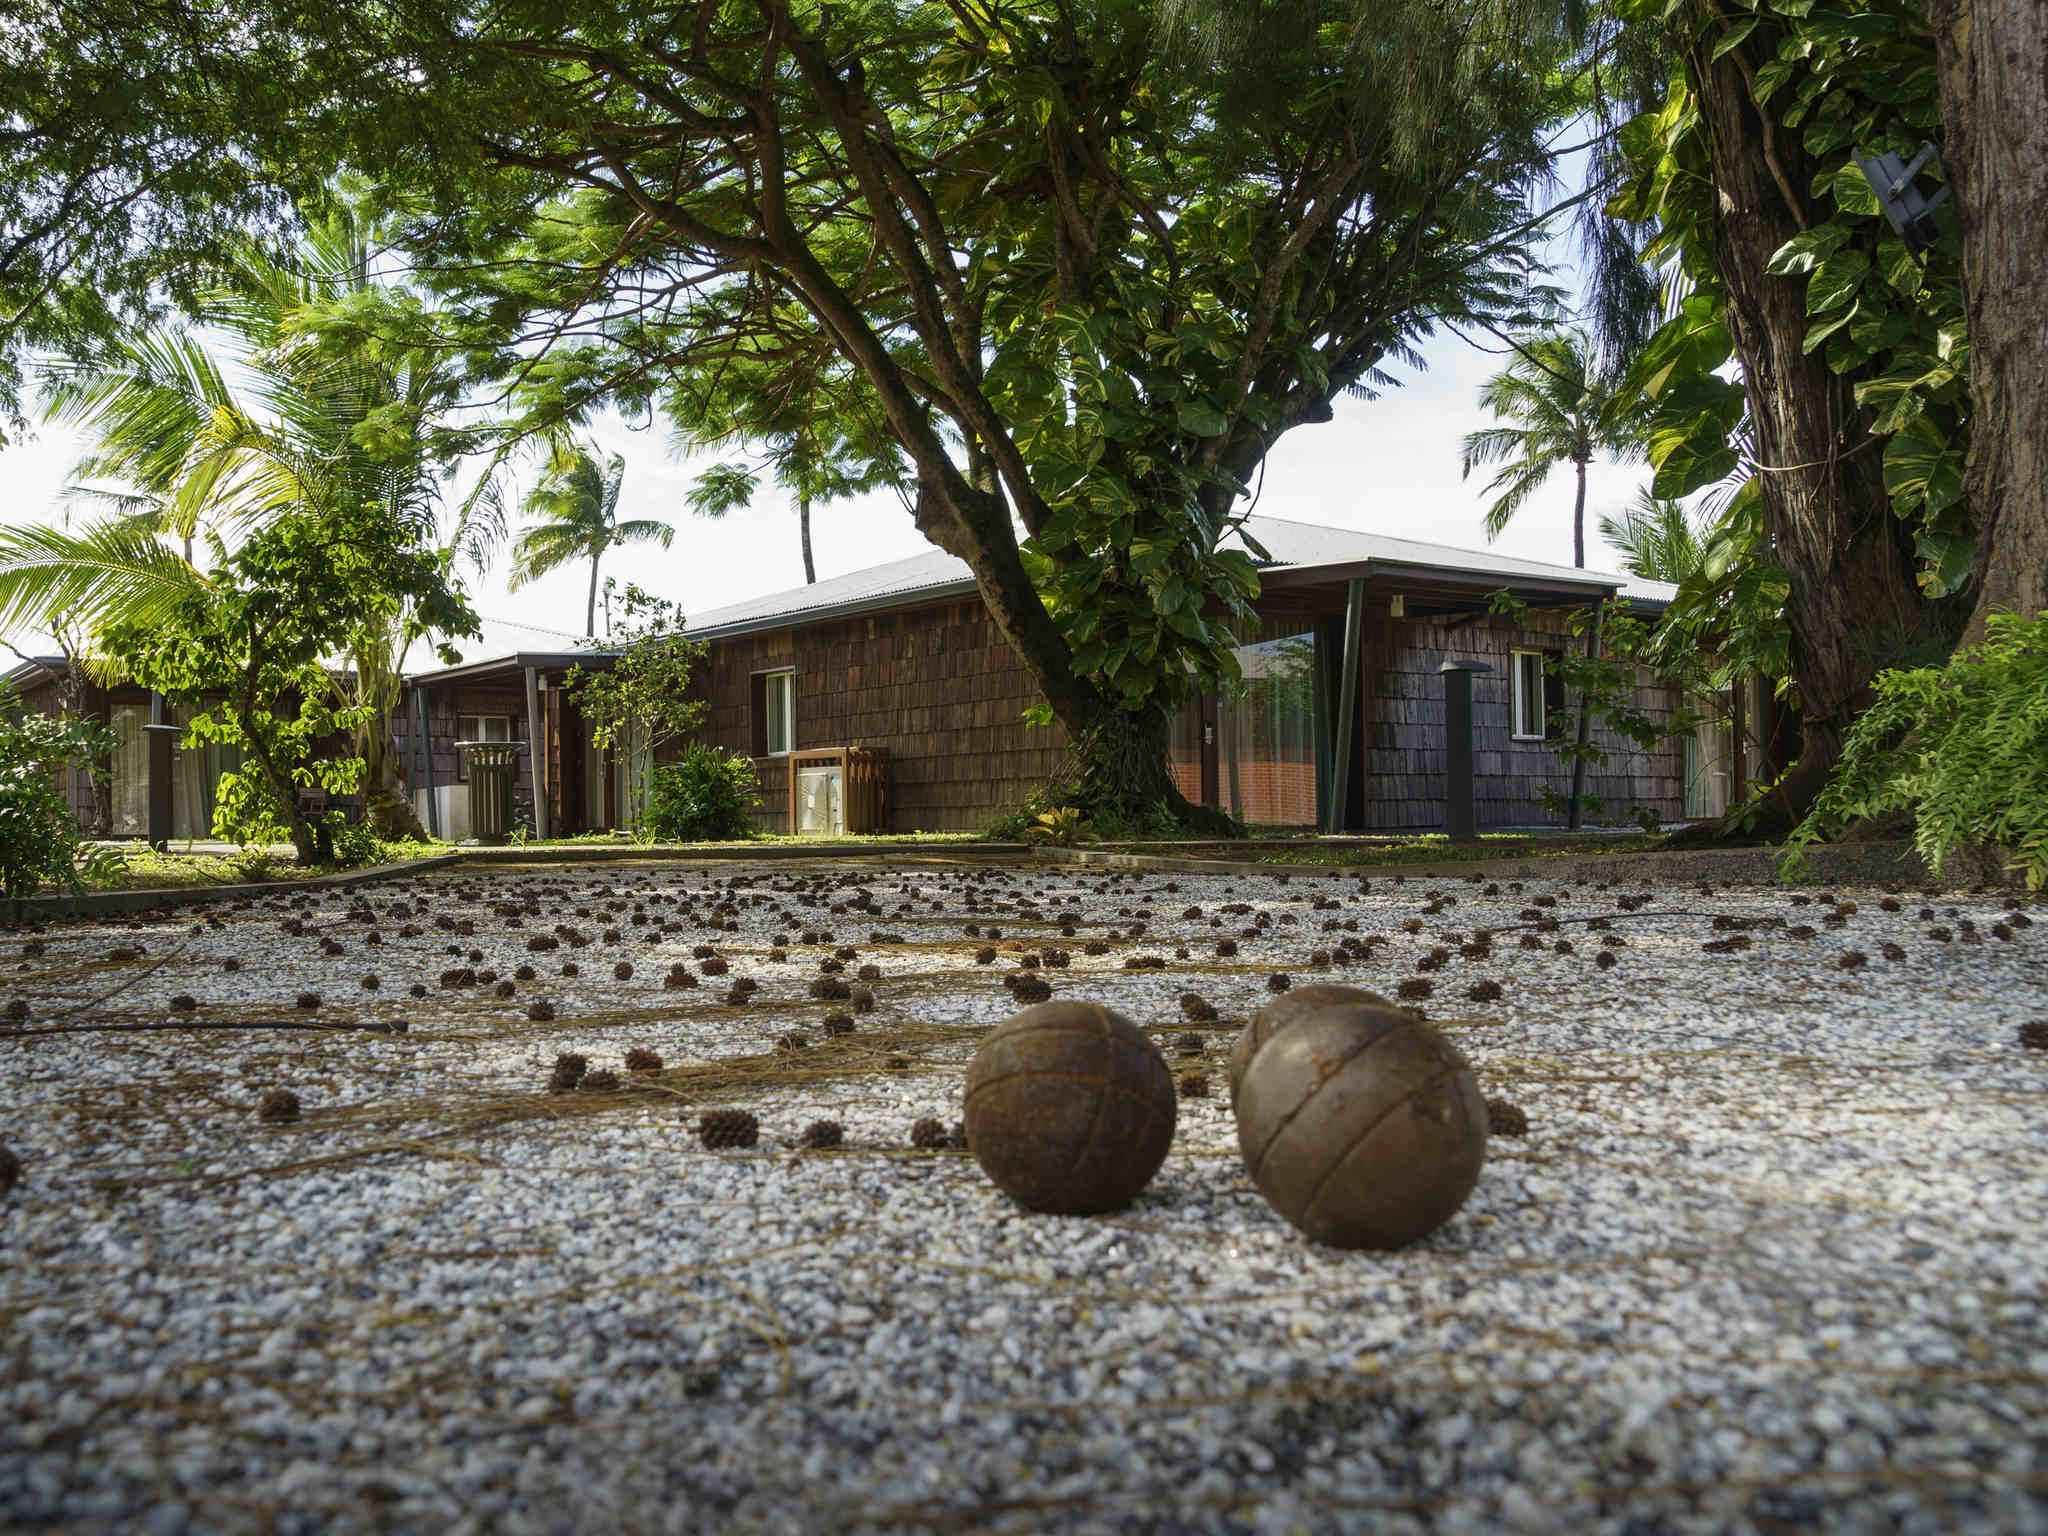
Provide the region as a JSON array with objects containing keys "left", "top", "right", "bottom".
[{"left": 456, "top": 741, "right": 524, "bottom": 845}]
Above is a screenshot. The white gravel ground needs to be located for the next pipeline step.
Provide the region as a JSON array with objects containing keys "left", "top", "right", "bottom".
[{"left": 1, "top": 855, "right": 2044, "bottom": 1535}]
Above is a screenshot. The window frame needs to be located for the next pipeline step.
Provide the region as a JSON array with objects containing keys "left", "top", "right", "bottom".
[
  {"left": 1509, "top": 649, "right": 1549, "bottom": 742},
  {"left": 752, "top": 668, "right": 796, "bottom": 757}
]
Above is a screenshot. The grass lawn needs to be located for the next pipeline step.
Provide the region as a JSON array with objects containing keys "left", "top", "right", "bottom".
[
  {"left": 67, "top": 840, "right": 452, "bottom": 894},
  {"left": 507, "top": 829, "right": 995, "bottom": 851}
]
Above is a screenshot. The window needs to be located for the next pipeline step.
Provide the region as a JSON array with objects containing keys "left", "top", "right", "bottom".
[
  {"left": 751, "top": 670, "right": 795, "bottom": 756},
  {"left": 455, "top": 714, "right": 515, "bottom": 780},
  {"left": 458, "top": 713, "right": 515, "bottom": 743},
  {"left": 1510, "top": 650, "right": 1549, "bottom": 740}
]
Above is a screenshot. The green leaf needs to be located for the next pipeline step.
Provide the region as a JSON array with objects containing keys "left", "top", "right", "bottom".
[
  {"left": 1882, "top": 413, "right": 1965, "bottom": 517},
  {"left": 1875, "top": 236, "right": 1924, "bottom": 297},
  {"left": 1802, "top": 306, "right": 1855, "bottom": 354},
  {"left": 1830, "top": 161, "right": 1881, "bottom": 217},
  {"left": 1175, "top": 400, "right": 1228, "bottom": 437},
  {"left": 1913, "top": 527, "right": 1975, "bottom": 598},
  {"left": 1713, "top": 16, "right": 1761, "bottom": 57},
  {"left": 1646, "top": 373, "right": 1745, "bottom": 498},
  {"left": 1766, "top": 224, "right": 1850, "bottom": 276},
  {"left": 1805, "top": 248, "right": 1870, "bottom": 314}
]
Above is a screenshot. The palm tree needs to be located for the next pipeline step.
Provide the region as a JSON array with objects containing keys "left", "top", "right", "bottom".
[
  {"left": 1598, "top": 489, "right": 1710, "bottom": 585},
  {"left": 510, "top": 440, "right": 671, "bottom": 636},
  {"left": 1460, "top": 330, "right": 1638, "bottom": 568},
  {"left": 0, "top": 207, "right": 505, "bottom": 840},
  {"left": 677, "top": 343, "right": 904, "bottom": 585}
]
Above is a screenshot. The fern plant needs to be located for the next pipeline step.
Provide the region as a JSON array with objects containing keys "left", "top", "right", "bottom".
[{"left": 1785, "top": 612, "right": 2048, "bottom": 887}]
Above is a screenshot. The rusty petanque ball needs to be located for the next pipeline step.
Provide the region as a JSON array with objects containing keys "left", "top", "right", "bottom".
[
  {"left": 963, "top": 1001, "right": 1175, "bottom": 1215},
  {"left": 1227, "top": 985, "right": 1392, "bottom": 1109},
  {"left": 1235, "top": 998, "right": 1486, "bottom": 1250}
]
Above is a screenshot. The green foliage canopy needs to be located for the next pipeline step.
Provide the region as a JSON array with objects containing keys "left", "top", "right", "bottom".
[
  {"left": 3, "top": 0, "right": 1588, "bottom": 819},
  {"left": 1609, "top": 0, "right": 1971, "bottom": 595},
  {"left": 106, "top": 505, "right": 475, "bottom": 864}
]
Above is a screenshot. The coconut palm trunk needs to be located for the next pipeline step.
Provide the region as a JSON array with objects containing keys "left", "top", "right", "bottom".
[
  {"left": 800, "top": 495, "right": 816, "bottom": 584},
  {"left": 1572, "top": 457, "right": 1588, "bottom": 569}
]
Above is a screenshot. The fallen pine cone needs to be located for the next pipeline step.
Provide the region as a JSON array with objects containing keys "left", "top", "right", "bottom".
[
  {"left": 548, "top": 1052, "right": 588, "bottom": 1092},
  {"left": 910, "top": 1116, "right": 950, "bottom": 1150},
  {"left": 256, "top": 1088, "right": 301, "bottom": 1124},
  {"left": 799, "top": 1120, "right": 844, "bottom": 1151},
  {"left": 698, "top": 1108, "right": 759, "bottom": 1149},
  {"left": 624, "top": 1047, "right": 662, "bottom": 1073},
  {"left": 1485, "top": 1097, "right": 1528, "bottom": 1137}
]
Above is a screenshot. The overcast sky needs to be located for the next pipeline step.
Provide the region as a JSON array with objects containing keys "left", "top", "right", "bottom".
[{"left": 0, "top": 318, "right": 1651, "bottom": 653}]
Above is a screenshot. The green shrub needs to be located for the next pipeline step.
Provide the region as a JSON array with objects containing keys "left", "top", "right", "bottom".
[
  {"left": 643, "top": 745, "right": 761, "bottom": 841},
  {"left": 326, "top": 818, "right": 388, "bottom": 871},
  {"left": 1786, "top": 610, "right": 2048, "bottom": 888},
  {"left": 0, "top": 698, "right": 114, "bottom": 899}
]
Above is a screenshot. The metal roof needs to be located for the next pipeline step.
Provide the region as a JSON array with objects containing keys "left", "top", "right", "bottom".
[
  {"left": 679, "top": 514, "right": 1671, "bottom": 641},
  {"left": 402, "top": 515, "right": 1677, "bottom": 681}
]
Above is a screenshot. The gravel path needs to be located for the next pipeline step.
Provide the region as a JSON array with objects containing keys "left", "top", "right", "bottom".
[{"left": 2, "top": 857, "right": 2044, "bottom": 1534}]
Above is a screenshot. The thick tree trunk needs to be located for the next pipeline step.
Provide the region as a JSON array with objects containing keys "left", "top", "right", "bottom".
[
  {"left": 1689, "top": 22, "right": 1941, "bottom": 828},
  {"left": 937, "top": 506, "right": 1236, "bottom": 835},
  {"left": 360, "top": 720, "right": 427, "bottom": 841},
  {"left": 799, "top": 497, "right": 816, "bottom": 584},
  {"left": 1933, "top": 0, "right": 2048, "bottom": 643}
]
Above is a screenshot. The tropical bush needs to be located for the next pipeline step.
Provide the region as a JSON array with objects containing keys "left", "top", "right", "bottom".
[
  {"left": 0, "top": 699, "right": 115, "bottom": 898},
  {"left": 1786, "top": 611, "right": 2048, "bottom": 887},
  {"left": 642, "top": 745, "right": 760, "bottom": 842}
]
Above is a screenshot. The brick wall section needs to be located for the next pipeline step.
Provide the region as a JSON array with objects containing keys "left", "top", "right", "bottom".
[
  {"left": 1360, "top": 606, "right": 1684, "bottom": 830},
  {"left": 689, "top": 597, "right": 1067, "bottom": 834}
]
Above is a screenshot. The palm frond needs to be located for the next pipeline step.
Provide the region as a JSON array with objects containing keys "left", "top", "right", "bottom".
[
  {"left": 0, "top": 521, "right": 202, "bottom": 638},
  {"left": 610, "top": 518, "right": 675, "bottom": 549},
  {"left": 1598, "top": 489, "right": 1707, "bottom": 584},
  {"left": 1480, "top": 461, "right": 1553, "bottom": 540}
]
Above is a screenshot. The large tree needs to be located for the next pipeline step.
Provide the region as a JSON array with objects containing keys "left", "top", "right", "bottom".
[
  {"left": 1930, "top": 0, "right": 2048, "bottom": 641},
  {"left": 1609, "top": 0, "right": 1972, "bottom": 829},
  {"left": 0, "top": 211, "right": 499, "bottom": 838},
  {"left": 1, "top": 0, "right": 1583, "bottom": 826}
]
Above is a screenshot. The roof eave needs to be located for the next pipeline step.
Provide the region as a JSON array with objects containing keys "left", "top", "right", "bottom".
[
  {"left": 683, "top": 577, "right": 981, "bottom": 643},
  {"left": 404, "top": 650, "right": 619, "bottom": 687},
  {"left": 1261, "top": 558, "right": 1624, "bottom": 598}
]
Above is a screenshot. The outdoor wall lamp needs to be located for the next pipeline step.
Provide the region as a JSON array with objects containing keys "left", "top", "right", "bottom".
[{"left": 1856, "top": 142, "right": 1952, "bottom": 252}]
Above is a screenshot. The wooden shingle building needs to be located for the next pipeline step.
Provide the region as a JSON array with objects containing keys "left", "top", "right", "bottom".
[
  {"left": 14, "top": 515, "right": 1751, "bottom": 842},
  {"left": 663, "top": 514, "right": 1697, "bottom": 835}
]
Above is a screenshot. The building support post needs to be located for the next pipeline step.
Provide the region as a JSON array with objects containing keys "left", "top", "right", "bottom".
[
  {"left": 414, "top": 689, "right": 440, "bottom": 840},
  {"left": 1566, "top": 598, "right": 1605, "bottom": 831},
  {"left": 523, "top": 665, "right": 552, "bottom": 840},
  {"left": 1325, "top": 578, "right": 1366, "bottom": 833},
  {"left": 1440, "top": 660, "right": 1492, "bottom": 843},
  {"left": 144, "top": 692, "right": 176, "bottom": 851}
]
